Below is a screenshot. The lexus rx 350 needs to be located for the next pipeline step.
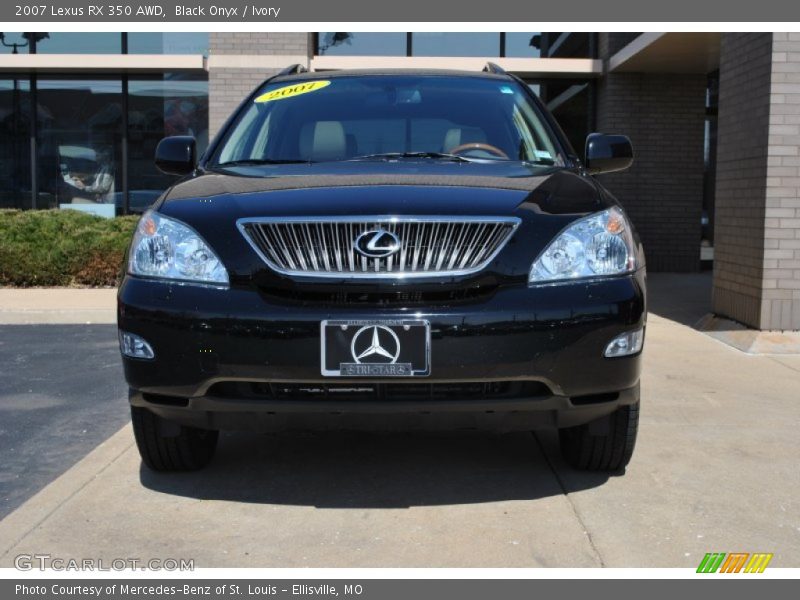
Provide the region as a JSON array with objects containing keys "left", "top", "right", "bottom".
[{"left": 118, "top": 65, "right": 645, "bottom": 472}]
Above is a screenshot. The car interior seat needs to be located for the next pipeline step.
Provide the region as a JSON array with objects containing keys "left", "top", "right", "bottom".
[{"left": 299, "top": 121, "right": 348, "bottom": 162}]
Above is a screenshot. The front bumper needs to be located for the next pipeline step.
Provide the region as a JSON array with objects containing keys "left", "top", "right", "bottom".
[{"left": 119, "top": 271, "right": 645, "bottom": 430}]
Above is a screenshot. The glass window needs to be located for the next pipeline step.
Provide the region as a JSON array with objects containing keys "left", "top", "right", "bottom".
[
  {"left": 411, "top": 33, "right": 500, "bottom": 57},
  {"left": 703, "top": 70, "right": 719, "bottom": 258},
  {"left": 505, "top": 33, "right": 542, "bottom": 58},
  {"left": 128, "top": 33, "right": 209, "bottom": 56},
  {"left": 530, "top": 79, "right": 593, "bottom": 154},
  {"left": 317, "top": 32, "right": 406, "bottom": 56},
  {"left": 37, "top": 78, "right": 123, "bottom": 216},
  {"left": 537, "top": 33, "right": 593, "bottom": 58},
  {"left": 34, "top": 33, "right": 122, "bottom": 54},
  {"left": 128, "top": 74, "right": 209, "bottom": 212},
  {"left": 0, "top": 77, "right": 32, "bottom": 209},
  {"left": 212, "top": 75, "right": 563, "bottom": 166},
  {"left": 0, "top": 32, "right": 34, "bottom": 54}
]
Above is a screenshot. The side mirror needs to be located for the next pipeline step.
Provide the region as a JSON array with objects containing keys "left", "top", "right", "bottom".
[
  {"left": 155, "top": 136, "right": 196, "bottom": 176},
  {"left": 585, "top": 133, "right": 633, "bottom": 175}
]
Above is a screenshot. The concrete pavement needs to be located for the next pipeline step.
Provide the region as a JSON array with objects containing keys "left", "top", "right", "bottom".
[
  {"left": 0, "top": 324, "right": 128, "bottom": 519},
  {"left": 0, "top": 288, "right": 117, "bottom": 324},
  {"left": 0, "top": 300, "right": 798, "bottom": 567}
]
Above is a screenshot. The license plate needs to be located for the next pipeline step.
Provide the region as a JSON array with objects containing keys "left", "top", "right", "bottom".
[{"left": 321, "top": 320, "right": 430, "bottom": 377}]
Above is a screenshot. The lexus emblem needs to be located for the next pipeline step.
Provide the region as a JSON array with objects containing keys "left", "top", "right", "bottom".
[
  {"left": 350, "top": 325, "right": 401, "bottom": 364},
  {"left": 354, "top": 229, "right": 401, "bottom": 258}
]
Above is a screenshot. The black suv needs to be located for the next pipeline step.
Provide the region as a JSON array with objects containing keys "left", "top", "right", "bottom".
[{"left": 118, "top": 66, "right": 645, "bottom": 473}]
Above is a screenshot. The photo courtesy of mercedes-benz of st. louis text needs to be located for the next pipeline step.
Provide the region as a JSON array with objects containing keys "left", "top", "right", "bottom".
[{"left": 117, "top": 64, "right": 645, "bottom": 473}]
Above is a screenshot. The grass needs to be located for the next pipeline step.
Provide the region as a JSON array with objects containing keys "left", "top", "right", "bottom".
[{"left": 0, "top": 209, "right": 139, "bottom": 287}]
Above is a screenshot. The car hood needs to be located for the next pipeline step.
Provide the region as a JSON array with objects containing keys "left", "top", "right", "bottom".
[{"left": 160, "top": 160, "right": 607, "bottom": 218}]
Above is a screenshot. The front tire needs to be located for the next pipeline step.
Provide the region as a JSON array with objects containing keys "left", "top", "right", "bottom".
[
  {"left": 131, "top": 406, "right": 218, "bottom": 471},
  {"left": 558, "top": 398, "right": 639, "bottom": 471}
]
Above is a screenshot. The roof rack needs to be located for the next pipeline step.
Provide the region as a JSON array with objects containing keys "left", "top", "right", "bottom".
[
  {"left": 482, "top": 62, "right": 506, "bottom": 75},
  {"left": 277, "top": 64, "right": 308, "bottom": 76}
]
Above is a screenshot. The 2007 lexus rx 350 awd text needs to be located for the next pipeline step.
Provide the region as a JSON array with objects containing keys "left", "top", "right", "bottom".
[{"left": 118, "top": 65, "right": 645, "bottom": 473}]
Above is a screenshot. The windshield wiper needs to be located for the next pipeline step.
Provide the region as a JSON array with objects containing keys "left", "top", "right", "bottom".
[
  {"left": 214, "top": 158, "right": 311, "bottom": 167},
  {"left": 348, "top": 152, "right": 473, "bottom": 163}
]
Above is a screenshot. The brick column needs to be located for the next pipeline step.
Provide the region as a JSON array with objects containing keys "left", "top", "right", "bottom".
[
  {"left": 207, "top": 33, "right": 313, "bottom": 138},
  {"left": 595, "top": 34, "right": 707, "bottom": 272},
  {"left": 713, "top": 33, "right": 800, "bottom": 330}
]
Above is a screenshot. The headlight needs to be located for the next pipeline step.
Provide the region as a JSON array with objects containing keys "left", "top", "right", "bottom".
[
  {"left": 128, "top": 210, "right": 229, "bottom": 285},
  {"left": 529, "top": 207, "right": 636, "bottom": 284},
  {"left": 604, "top": 328, "right": 644, "bottom": 358}
]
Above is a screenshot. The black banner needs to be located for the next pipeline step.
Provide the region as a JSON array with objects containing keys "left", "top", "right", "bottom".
[
  {"left": 3, "top": 579, "right": 799, "bottom": 600},
  {"left": 2, "top": 0, "right": 800, "bottom": 22}
]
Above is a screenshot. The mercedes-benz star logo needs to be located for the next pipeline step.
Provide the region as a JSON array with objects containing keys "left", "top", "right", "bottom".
[
  {"left": 354, "top": 229, "right": 401, "bottom": 258},
  {"left": 350, "top": 325, "right": 401, "bottom": 364}
]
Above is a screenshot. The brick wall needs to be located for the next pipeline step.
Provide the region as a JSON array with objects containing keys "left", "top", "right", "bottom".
[
  {"left": 208, "top": 33, "right": 312, "bottom": 137},
  {"left": 713, "top": 33, "right": 800, "bottom": 330},
  {"left": 209, "top": 32, "right": 311, "bottom": 55},
  {"left": 596, "top": 35, "right": 707, "bottom": 272},
  {"left": 762, "top": 33, "right": 800, "bottom": 329},
  {"left": 712, "top": 33, "right": 773, "bottom": 328}
]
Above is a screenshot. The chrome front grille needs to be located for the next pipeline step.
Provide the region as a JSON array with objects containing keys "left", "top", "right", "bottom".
[{"left": 237, "top": 216, "right": 520, "bottom": 278}]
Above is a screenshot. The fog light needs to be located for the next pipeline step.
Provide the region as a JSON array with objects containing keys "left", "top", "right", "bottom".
[
  {"left": 604, "top": 328, "right": 644, "bottom": 358},
  {"left": 119, "top": 331, "right": 155, "bottom": 359}
]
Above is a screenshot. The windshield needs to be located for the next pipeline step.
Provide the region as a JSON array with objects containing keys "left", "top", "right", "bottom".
[{"left": 210, "top": 75, "right": 565, "bottom": 167}]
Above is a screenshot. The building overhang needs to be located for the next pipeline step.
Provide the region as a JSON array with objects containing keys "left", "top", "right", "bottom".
[
  {"left": 310, "top": 55, "right": 603, "bottom": 78},
  {"left": 609, "top": 33, "right": 721, "bottom": 74},
  {"left": 0, "top": 54, "right": 206, "bottom": 72}
]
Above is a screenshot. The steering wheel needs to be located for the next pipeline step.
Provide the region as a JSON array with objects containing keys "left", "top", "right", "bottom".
[{"left": 449, "top": 142, "right": 509, "bottom": 159}]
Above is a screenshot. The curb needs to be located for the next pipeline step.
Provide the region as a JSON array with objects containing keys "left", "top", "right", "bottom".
[{"left": 0, "top": 425, "right": 134, "bottom": 566}]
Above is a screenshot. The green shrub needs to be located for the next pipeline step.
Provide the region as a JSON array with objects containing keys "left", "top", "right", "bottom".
[{"left": 0, "top": 209, "right": 139, "bottom": 287}]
